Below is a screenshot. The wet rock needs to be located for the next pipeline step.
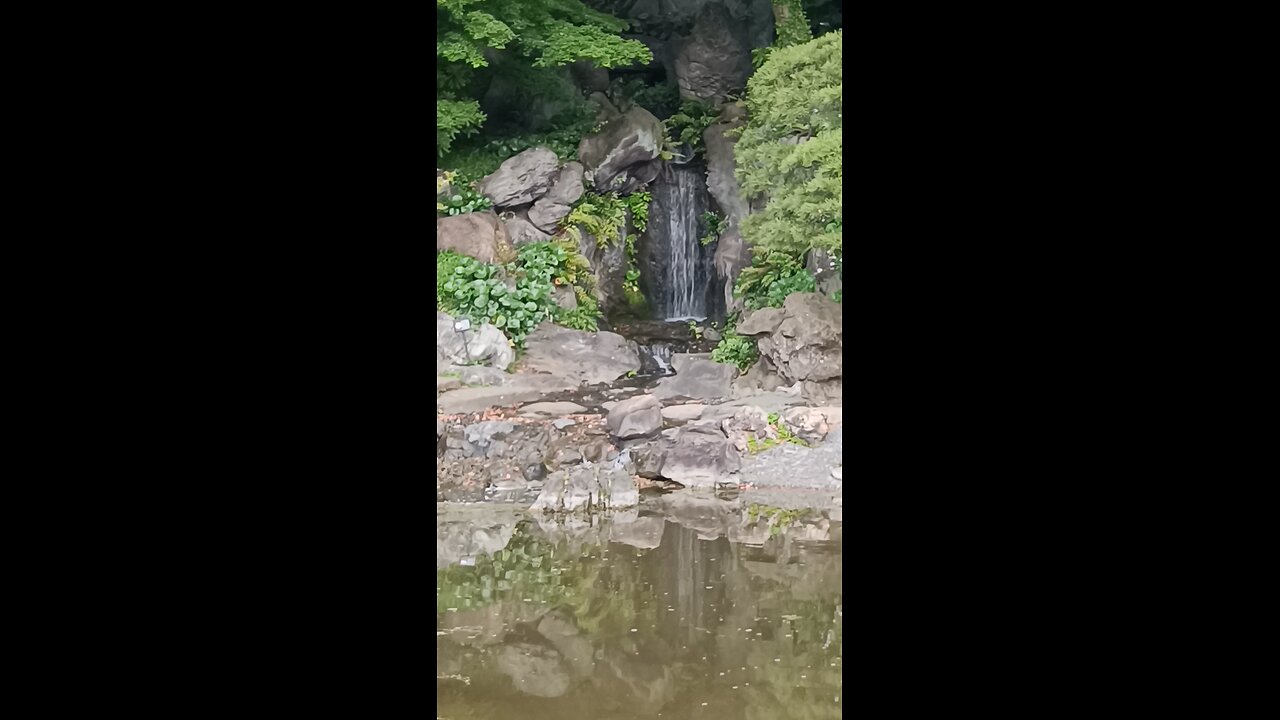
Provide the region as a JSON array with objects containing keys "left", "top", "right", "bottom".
[
  {"left": 478, "top": 148, "right": 560, "bottom": 208},
  {"left": 782, "top": 406, "right": 830, "bottom": 444},
  {"left": 531, "top": 465, "right": 639, "bottom": 513},
  {"left": 436, "top": 210, "right": 512, "bottom": 264},
  {"left": 652, "top": 353, "right": 736, "bottom": 401},
  {"left": 577, "top": 106, "right": 665, "bottom": 193},
  {"left": 606, "top": 394, "right": 663, "bottom": 440},
  {"left": 520, "top": 401, "right": 587, "bottom": 417},
  {"left": 657, "top": 425, "right": 740, "bottom": 488},
  {"left": 437, "top": 311, "right": 515, "bottom": 371},
  {"left": 495, "top": 642, "right": 571, "bottom": 698},
  {"left": 521, "top": 323, "right": 642, "bottom": 385}
]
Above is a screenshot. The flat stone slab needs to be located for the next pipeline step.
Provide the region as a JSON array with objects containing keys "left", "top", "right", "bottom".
[
  {"left": 436, "top": 375, "right": 577, "bottom": 414},
  {"left": 519, "top": 401, "right": 588, "bottom": 417},
  {"left": 661, "top": 404, "right": 706, "bottom": 422}
]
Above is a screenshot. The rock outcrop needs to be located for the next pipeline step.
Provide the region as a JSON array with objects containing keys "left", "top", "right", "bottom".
[
  {"left": 673, "top": 3, "right": 754, "bottom": 102},
  {"left": 521, "top": 323, "right": 641, "bottom": 385},
  {"left": 527, "top": 162, "right": 586, "bottom": 233},
  {"left": 734, "top": 293, "right": 842, "bottom": 400},
  {"left": 479, "top": 147, "right": 561, "bottom": 208},
  {"left": 577, "top": 107, "right": 665, "bottom": 193}
]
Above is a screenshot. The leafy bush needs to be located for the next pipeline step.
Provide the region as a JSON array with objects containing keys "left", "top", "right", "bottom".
[
  {"left": 562, "top": 191, "right": 628, "bottom": 247},
  {"left": 773, "top": 0, "right": 814, "bottom": 48},
  {"left": 624, "top": 192, "right": 651, "bottom": 233},
  {"left": 437, "top": 99, "right": 486, "bottom": 158},
  {"left": 437, "top": 241, "right": 602, "bottom": 347},
  {"left": 700, "top": 211, "right": 727, "bottom": 246},
  {"left": 442, "top": 123, "right": 592, "bottom": 183},
  {"left": 734, "top": 251, "right": 816, "bottom": 310},
  {"left": 710, "top": 316, "right": 759, "bottom": 373},
  {"left": 665, "top": 100, "right": 719, "bottom": 155},
  {"left": 734, "top": 31, "right": 841, "bottom": 258},
  {"left": 437, "top": 184, "right": 493, "bottom": 216}
]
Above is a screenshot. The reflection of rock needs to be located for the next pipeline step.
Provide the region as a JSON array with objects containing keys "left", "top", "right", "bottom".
[
  {"left": 602, "top": 646, "right": 677, "bottom": 714},
  {"left": 436, "top": 511, "right": 518, "bottom": 569},
  {"left": 537, "top": 609, "right": 595, "bottom": 679},
  {"left": 531, "top": 465, "right": 639, "bottom": 513},
  {"left": 495, "top": 642, "right": 572, "bottom": 698},
  {"left": 609, "top": 516, "right": 666, "bottom": 549}
]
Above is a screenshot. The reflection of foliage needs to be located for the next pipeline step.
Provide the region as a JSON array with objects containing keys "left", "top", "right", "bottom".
[{"left": 744, "top": 503, "right": 808, "bottom": 535}]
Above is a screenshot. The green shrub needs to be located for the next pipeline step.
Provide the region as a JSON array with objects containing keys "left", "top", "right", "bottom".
[
  {"left": 734, "top": 251, "right": 816, "bottom": 310},
  {"left": 562, "top": 191, "right": 627, "bottom": 247},
  {"left": 734, "top": 31, "right": 841, "bottom": 258},
  {"left": 437, "top": 184, "right": 493, "bottom": 216},
  {"left": 624, "top": 192, "right": 651, "bottom": 233},
  {"left": 700, "top": 211, "right": 727, "bottom": 246},
  {"left": 665, "top": 100, "right": 719, "bottom": 155},
  {"left": 710, "top": 316, "right": 759, "bottom": 373}
]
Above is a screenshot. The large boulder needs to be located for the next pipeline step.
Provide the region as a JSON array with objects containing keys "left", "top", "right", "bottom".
[
  {"left": 606, "top": 394, "right": 663, "bottom": 440},
  {"left": 531, "top": 465, "right": 639, "bottom": 513},
  {"left": 478, "top": 148, "right": 561, "bottom": 208},
  {"left": 577, "top": 107, "right": 665, "bottom": 192},
  {"left": 436, "top": 210, "right": 512, "bottom": 264},
  {"left": 654, "top": 425, "right": 740, "bottom": 488},
  {"left": 653, "top": 353, "right": 736, "bottom": 401},
  {"left": 436, "top": 312, "right": 515, "bottom": 371},
  {"left": 528, "top": 162, "right": 586, "bottom": 233},
  {"left": 520, "top": 323, "right": 641, "bottom": 385},
  {"left": 735, "top": 294, "right": 842, "bottom": 388}
]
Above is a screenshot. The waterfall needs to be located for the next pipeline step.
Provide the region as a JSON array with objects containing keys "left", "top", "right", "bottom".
[
  {"left": 637, "top": 342, "right": 674, "bottom": 375},
  {"left": 654, "top": 167, "right": 706, "bottom": 321}
]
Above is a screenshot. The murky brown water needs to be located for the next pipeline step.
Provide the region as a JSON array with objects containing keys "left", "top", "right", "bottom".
[{"left": 437, "top": 505, "right": 842, "bottom": 719}]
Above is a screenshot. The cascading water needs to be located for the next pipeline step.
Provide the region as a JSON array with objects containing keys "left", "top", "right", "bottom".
[
  {"left": 637, "top": 342, "right": 674, "bottom": 375},
  {"left": 653, "top": 166, "right": 706, "bottom": 321}
]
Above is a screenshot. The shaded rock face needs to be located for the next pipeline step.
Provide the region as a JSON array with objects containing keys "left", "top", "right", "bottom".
[
  {"left": 479, "top": 148, "right": 561, "bottom": 208},
  {"left": 606, "top": 394, "right": 663, "bottom": 440},
  {"left": 653, "top": 353, "right": 736, "bottom": 401},
  {"left": 577, "top": 107, "right": 665, "bottom": 192},
  {"left": 531, "top": 465, "right": 639, "bottom": 513},
  {"left": 527, "top": 162, "right": 586, "bottom": 232},
  {"left": 521, "top": 323, "right": 641, "bottom": 385},
  {"left": 735, "top": 294, "right": 842, "bottom": 395},
  {"left": 437, "top": 210, "right": 512, "bottom": 264},
  {"left": 673, "top": 3, "right": 754, "bottom": 102},
  {"left": 437, "top": 312, "right": 515, "bottom": 371},
  {"left": 575, "top": 225, "right": 629, "bottom": 314}
]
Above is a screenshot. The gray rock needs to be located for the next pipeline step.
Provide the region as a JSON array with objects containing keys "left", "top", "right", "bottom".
[
  {"left": 735, "top": 307, "right": 786, "bottom": 336},
  {"left": 478, "top": 148, "right": 561, "bottom": 208},
  {"left": 551, "top": 284, "right": 578, "bottom": 310},
  {"left": 661, "top": 403, "right": 706, "bottom": 423},
  {"left": 531, "top": 465, "right": 639, "bottom": 513},
  {"left": 436, "top": 210, "right": 511, "bottom": 264},
  {"left": 630, "top": 442, "right": 666, "bottom": 479},
  {"left": 520, "top": 401, "right": 587, "bottom": 417},
  {"left": 521, "top": 323, "right": 641, "bottom": 385},
  {"left": 712, "top": 228, "right": 751, "bottom": 315},
  {"left": 502, "top": 209, "right": 552, "bottom": 246},
  {"left": 673, "top": 4, "right": 752, "bottom": 102},
  {"left": 607, "top": 394, "right": 663, "bottom": 440},
  {"left": 754, "top": 293, "right": 842, "bottom": 383},
  {"left": 577, "top": 107, "right": 665, "bottom": 192},
  {"left": 653, "top": 353, "right": 736, "bottom": 401},
  {"left": 436, "top": 509, "right": 519, "bottom": 569},
  {"left": 807, "top": 247, "right": 842, "bottom": 297},
  {"left": 454, "top": 365, "right": 508, "bottom": 387},
  {"left": 551, "top": 418, "right": 577, "bottom": 430},
  {"left": 703, "top": 116, "right": 749, "bottom": 223},
  {"left": 437, "top": 375, "right": 461, "bottom": 392},
  {"left": 656, "top": 425, "right": 740, "bottom": 488},
  {"left": 782, "top": 406, "right": 830, "bottom": 445},
  {"left": 527, "top": 163, "right": 586, "bottom": 233},
  {"left": 436, "top": 312, "right": 515, "bottom": 371}
]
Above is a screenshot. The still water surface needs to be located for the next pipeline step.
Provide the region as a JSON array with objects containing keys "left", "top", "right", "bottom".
[{"left": 437, "top": 506, "right": 842, "bottom": 719}]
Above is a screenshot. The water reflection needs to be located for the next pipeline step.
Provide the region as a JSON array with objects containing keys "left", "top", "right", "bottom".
[{"left": 437, "top": 505, "right": 842, "bottom": 719}]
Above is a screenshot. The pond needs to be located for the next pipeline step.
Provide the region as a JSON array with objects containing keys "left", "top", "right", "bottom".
[{"left": 437, "top": 502, "right": 842, "bottom": 719}]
